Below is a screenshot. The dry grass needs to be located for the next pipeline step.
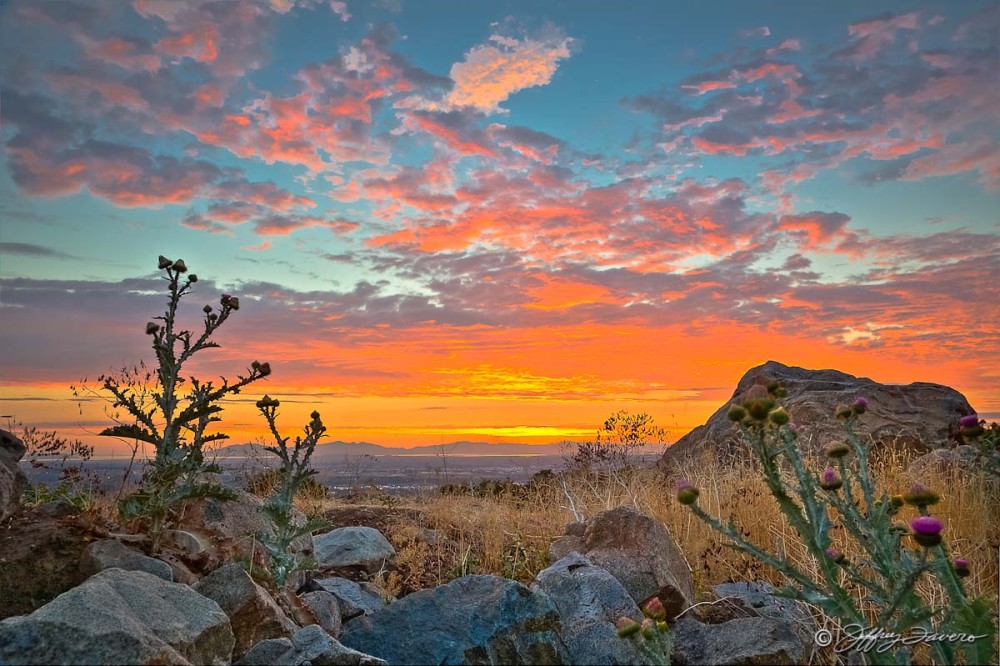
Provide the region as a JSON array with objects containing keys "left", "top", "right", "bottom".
[{"left": 335, "top": 443, "right": 998, "bottom": 664}]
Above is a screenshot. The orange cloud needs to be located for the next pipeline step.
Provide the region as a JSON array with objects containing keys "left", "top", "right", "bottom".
[{"left": 447, "top": 33, "right": 573, "bottom": 113}]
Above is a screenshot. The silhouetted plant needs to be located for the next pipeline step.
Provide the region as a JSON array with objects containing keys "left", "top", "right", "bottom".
[
  {"left": 98, "top": 256, "right": 271, "bottom": 554},
  {"left": 678, "top": 384, "right": 996, "bottom": 665},
  {"left": 255, "top": 395, "right": 329, "bottom": 588}
]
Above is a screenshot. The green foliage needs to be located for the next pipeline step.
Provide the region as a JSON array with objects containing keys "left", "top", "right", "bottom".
[
  {"left": 98, "top": 256, "right": 270, "bottom": 553},
  {"left": 6, "top": 417, "right": 97, "bottom": 510},
  {"left": 255, "top": 396, "right": 330, "bottom": 588},
  {"left": 679, "top": 385, "right": 997, "bottom": 665}
]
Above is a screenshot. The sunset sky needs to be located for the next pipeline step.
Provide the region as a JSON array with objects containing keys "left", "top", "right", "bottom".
[{"left": 1, "top": 1, "right": 997, "bottom": 456}]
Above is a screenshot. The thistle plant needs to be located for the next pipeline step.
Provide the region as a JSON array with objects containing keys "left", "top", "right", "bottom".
[
  {"left": 99, "top": 256, "right": 271, "bottom": 554},
  {"left": 617, "top": 597, "right": 672, "bottom": 666},
  {"left": 255, "top": 395, "right": 329, "bottom": 588},
  {"left": 678, "top": 383, "right": 996, "bottom": 665}
]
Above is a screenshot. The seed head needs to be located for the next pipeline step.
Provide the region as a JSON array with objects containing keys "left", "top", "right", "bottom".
[
  {"left": 256, "top": 394, "right": 280, "bottom": 409},
  {"left": 676, "top": 479, "right": 700, "bottom": 505},
  {"left": 172, "top": 259, "right": 187, "bottom": 273},
  {"left": 258, "top": 362, "right": 271, "bottom": 377},
  {"left": 188, "top": 274, "right": 198, "bottom": 283},
  {"left": 203, "top": 304, "right": 213, "bottom": 314},
  {"left": 145, "top": 322, "right": 160, "bottom": 335},
  {"left": 311, "top": 410, "right": 321, "bottom": 421},
  {"left": 158, "top": 255, "right": 172, "bottom": 269},
  {"left": 902, "top": 483, "right": 940, "bottom": 508}
]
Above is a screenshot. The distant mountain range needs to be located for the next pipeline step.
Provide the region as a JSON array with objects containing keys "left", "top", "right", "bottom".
[{"left": 214, "top": 440, "right": 666, "bottom": 460}]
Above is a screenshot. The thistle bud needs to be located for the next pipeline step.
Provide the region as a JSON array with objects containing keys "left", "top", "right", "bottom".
[
  {"left": 835, "top": 403, "right": 854, "bottom": 419},
  {"left": 229, "top": 296, "right": 240, "bottom": 310},
  {"left": 616, "top": 617, "right": 641, "bottom": 638},
  {"left": 889, "top": 521, "right": 910, "bottom": 536},
  {"left": 311, "top": 410, "right": 321, "bottom": 421},
  {"left": 766, "top": 381, "right": 787, "bottom": 398},
  {"left": 221, "top": 294, "right": 232, "bottom": 306},
  {"left": 825, "top": 548, "right": 847, "bottom": 564},
  {"left": 251, "top": 360, "right": 260, "bottom": 369},
  {"left": 643, "top": 597, "right": 666, "bottom": 621},
  {"left": 676, "top": 479, "right": 699, "bottom": 505},
  {"left": 258, "top": 362, "right": 271, "bottom": 376},
  {"left": 820, "top": 467, "right": 842, "bottom": 491},
  {"left": 203, "top": 304, "right": 213, "bottom": 314},
  {"left": 851, "top": 397, "right": 868, "bottom": 415},
  {"left": 641, "top": 618, "right": 655, "bottom": 640},
  {"left": 255, "top": 394, "right": 280, "bottom": 409},
  {"left": 953, "top": 558, "right": 970, "bottom": 578},
  {"left": 726, "top": 404, "right": 747, "bottom": 422},
  {"left": 826, "top": 442, "right": 851, "bottom": 459},
  {"left": 145, "top": 322, "right": 160, "bottom": 335},
  {"left": 188, "top": 274, "right": 198, "bottom": 283},
  {"left": 172, "top": 259, "right": 187, "bottom": 273},
  {"left": 902, "top": 483, "right": 940, "bottom": 508},
  {"left": 158, "top": 255, "right": 172, "bottom": 269},
  {"left": 768, "top": 407, "right": 790, "bottom": 426}
]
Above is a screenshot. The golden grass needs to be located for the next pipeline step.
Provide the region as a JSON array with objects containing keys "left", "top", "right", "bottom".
[{"left": 341, "top": 443, "right": 998, "bottom": 664}]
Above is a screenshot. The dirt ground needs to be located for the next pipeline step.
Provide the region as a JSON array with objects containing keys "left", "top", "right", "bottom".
[{"left": 0, "top": 505, "right": 94, "bottom": 619}]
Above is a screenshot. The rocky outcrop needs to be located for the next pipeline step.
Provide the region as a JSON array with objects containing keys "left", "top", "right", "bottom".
[
  {"left": 1, "top": 429, "right": 29, "bottom": 522},
  {"left": 0, "top": 568, "right": 234, "bottom": 665},
  {"left": 313, "top": 526, "right": 395, "bottom": 574},
  {"left": 574, "top": 506, "right": 694, "bottom": 620},
  {"left": 907, "top": 445, "right": 990, "bottom": 478},
  {"left": 341, "top": 574, "right": 567, "bottom": 665},
  {"left": 79, "top": 539, "right": 174, "bottom": 582},
  {"left": 706, "top": 581, "right": 815, "bottom": 646},
  {"left": 307, "top": 577, "right": 389, "bottom": 622},
  {"left": 532, "top": 553, "right": 644, "bottom": 665},
  {"left": 193, "top": 562, "right": 297, "bottom": 659},
  {"left": 239, "top": 625, "right": 387, "bottom": 666},
  {"left": 299, "top": 590, "right": 343, "bottom": 637},
  {"left": 662, "top": 360, "right": 976, "bottom": 465}
]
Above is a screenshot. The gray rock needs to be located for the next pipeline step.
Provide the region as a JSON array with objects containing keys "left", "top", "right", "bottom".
[
  {"left": 341, "top": 574, "right": 567, "bottom": 665},
  {"left": 79, "top": 539, "right": 174, "bottom": 582},
  {"left": 672, "top": 616, "right": 805, "bottom": 665},
  {"left": 180, "top": 488, "right": 313, "bottom": 564},
  {"left": 0, "top": 568, "right": 234, "bottom": 665},
  {"left": 310, "top": 577, "right": 388, "bottom": 621},
  {"left": 1, "top": 429, "right": 29, "bottom": 521},
  {"left": 240, "top": 625, "right": 387, "bottom": 666},
  {"left": 710, "top": 581, "right": 815, "bottom": 645},
  {"left": 582, "top": 506, "right": 695, "bottom": 620},
  {"left": 907, "top": 445, "right": 986, "bottom": 478},
  {"left": 662, "top": 360, "right": 976, "bottom": 465},
  {"left": 36, "top": 498, "right": 81, "bottom": 518},
  {"left": 300, "top": 590, "right": 343, "bottom": 637},
  {"left": 193, "top": 562, "right": 298, "bottom": 659},
  {"left": 547, "top": 534, "right": 585, "bottom": 564},
  {"left": 565, "top": 521, "right": 587, "bottom": 537},
  {"left": 313, "top": 526, "right": 395, "bottom": 574},
  {"left": 532, "top": 553, "right": 644, "bottom": 665}
]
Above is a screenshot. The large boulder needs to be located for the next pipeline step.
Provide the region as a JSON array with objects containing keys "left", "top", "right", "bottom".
[
  {"left": 313, "top": 526, "right": 395, "bottom": 574},
  {"left": 662, "top": 360, "right": 976, "bottom": 466},
  {"left": 1, "top": 429, "right": 29, "bottom": 521},
  {"left": 193, "top": 562, "right": 297, "bottom": 659},
  {"left": 239, "top": 625, "right": 386, "bottom": 666},
  {"left": 299, "top": 590, "right": 342, "bottom": 637},
  {"left": 671, "top": 616, "right": 805, "bottom": 665},
  {"left": 0, "top": 568, "right": 234, "bottom": 665},
  {"left": 532, "top": 553, "right": 644, "bottom": 665},
  {"left": 341, "top": 574, "right": 567, "bottom": 665},
  {"left": 79, "top": 539, "right": 174, "bottom": 582},
  {"left": 707, "top": 581, "right": 815, "bottom": 647},
  {"left": 580, "top": 506, "right": 695, "bottom": 620}
]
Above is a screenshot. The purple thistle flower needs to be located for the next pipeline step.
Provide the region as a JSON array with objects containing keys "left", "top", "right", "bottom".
[
  {"left": 953, "top": 558, "right": 969, "bottom": 569},
  {"left": 959, "top": 414, "right": 979, "bottom": 428},
  {"left": 820, "top": 466, "right": 843, "bottom": 491},
  {"left": 910, "top": 516, "right": 943, "bottom": 536},
  {"left": 825, "top": 548, "right": 838, "bottom": 559}
]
